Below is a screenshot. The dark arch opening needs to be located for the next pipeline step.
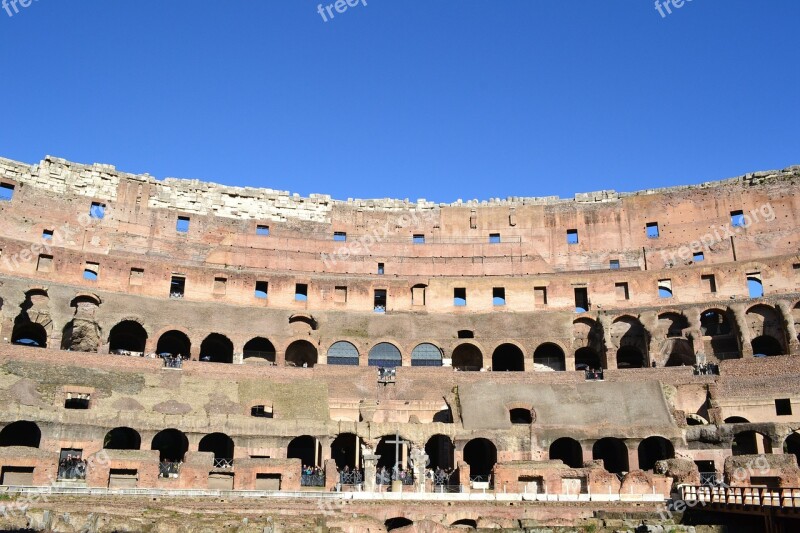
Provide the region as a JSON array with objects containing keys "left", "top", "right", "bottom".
[
  {"left": 451, "top": 519, "right": 477, "bottom": 529},
  {"left": 425, "top": 434, "right": 455, "bottom": 471},
  {"left": 700, "top": 310, "right": 731, "bottom": 336},
  {"left": 109, "top": 320, "right": 147, "bottom": 354},
  {"left": 199, "top": 433, "right": 235, "bottom": 461},
  {"left": 491, "top": 343, "right": 524, "bottom": 372},
  {"left": 549, "top": 437, "right": 583, "bottom": 468},
  {"left": 592, "top": 437, "right": 629, "bottom": 474},
  {"left": 0, "top": 421, "right": 41, "bottom": 448},
  {"left": 199, "top": 333, "right": 233, "bottom": 363},
  {"left": 534, "top": 343, "right": 566, "bottom": 371},
  {"left": 151, "top": 429, "right": 189, "bottom": 462},
  {"left": 784, "top": 433, "right": 800, "bottom": 466},
  {"left": 638, "top": 437, "right": 675, "bottom": 471},
  {"left": 575, "top": 347, "right": 601, "bottom": 370},
  {"left": 452, "top": 344, "right": 482, "bottom": 371},
  {"left": 285, "top": 340, "right": 318, "bottom": 368},
  {"left": 376, "top": 435, "right": 410, "bottom": 470},
  {"left": 243, "top": 337, "right": 276, "bottom": 362},
  {"left": 616, "top": 346, "right": 644, "bottom": 369},
  {"left": 724, "top": 416, "right": 750, "bottom": 424},
  {"left": 156, "top": 330, "right": 191, "bottom": 359},
  {"left": 11, "top": 322, "right": 48, "bottom": 348},
  {"left": 751, "top": 335, "right": 783, "bottom": 357},
  {"left": 510, "top": 408, "right": 533, "bottom": 424},
  {"left": 385, "top": 518, "right": 414, "bottom": 531},
  {"left": 732, "top": 431, "right": 772, "bottom": 456},
  {"left": 331, "top": 433, "right": 362, "bottom": 470},
  {"left": 665, "top": 339, "right": 696, "bottom": 367},
  {"left": 287, "top": 435, "right": 321, "bottom": 467},
  {"left": 103, "top": 427, "right": 141, "bottom": 450},
  {"left": 463, "top": 438, "right": 497, "bottom": 479}
]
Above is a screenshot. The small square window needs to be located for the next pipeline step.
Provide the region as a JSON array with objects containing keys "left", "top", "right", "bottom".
[
  {"left": 213, "top": 277, "right": 227, "bottom": 295},
  {"left": 454, "top": 288, "right": 466, "bottom": 307},
  {"left": 489, "top": 233, "right": 501, "bottom": 244},
  {"left": 90, "top": 202, "right": 106, "bottom": 219},
  {"left": 493, "top": 287, "right": 506, "bottom": 306},
  {"left": 176, "top": 216, "right": 190, "bottom": 233},
  {"left": 333, "top": 232, "right": 347, "bottom": 242},
  {"left": 413, "top": 234, "right": 425, "bottom": 244},
  {"left": 574, "top": 287, "right": 589, "bottom": 313},
  {"left": 775, "top": 399, "right": 792, "bottom": 416},
  {"left": 646, "top": 222, "right": 660, "bottom": 239},
  {"left": 615, "top": 282, "right": 629, "bottom": 301},
  {"left": 42, "top": 230, "right": 54, "bottom": 240},
  {"left": 295, "top": 283, "right": 308, "bottom": 302},
  {"left": 335, "top": 286, "right": 348, "bottom": 303},
  {"left": 658, "top": 279, "right": 673, "bottom": 299},
  {"left": 0, "top": 183, "right": 15, "bottom": 201},
  {"left": 65, "top": 393, "right": 90, "bottom": 410},
  {"left": 377, "top": 262, "right": 385, "bottom": 275},
  {"left": 731, "top": 210, "right": 745, "bottom": 227},
  {"left": 609, "top": 259, "right": 620, "bottom": 270},
  {"left": 693, "top": 251, "right": 705, "bottom": 262},
  {"left": 567, "top": 229, "right": 579, "bottom": 245},
  {"left": 374, "top": 289, "right": 387, "bottom": 313},
  {"left": 255, "top": 281, "right": 268, "bottom": 299},
  {"left": 83, "top": 262, "right": 99, "bottom": 281},
  {"left": 256, "top": 225, "right": 270, "bottom": 236},
  {"left": 170, "top": 275, "right": 186, "bottom": 298},
  {"left": 37, "top": 254, "right": 53, "bottom": 273},
  {"left": 129, "top": 268, "right": 144, "bottom": 286},
  {"left": 701, "top": 274, "right": 717, "bottom": 294},
  {"left": 534, "top": 287, "right": 547, "bottom": 306}
]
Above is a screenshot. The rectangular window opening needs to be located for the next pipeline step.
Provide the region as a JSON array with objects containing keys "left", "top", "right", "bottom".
[
  {"left": 176, "top": 216, "right": 190, "bottom": 233},
  {"left": 335, "top": 286, "right": 348, "bottom": 304},
  {"left": 37, "top": 254, "right": 53, "bottom": 273},
  {"left": 374, "top": 289, "right": 387, "bottom": 313},
  {"left": 493, "top": 287, "right": 506, "bottom": 306},
  {"left": 454, "top": 287, "right": 467, "bottom": 307},
  {"left": 574, "top": 287, "right": 589, "bottom": 313},
  {"left": 333, "top": 232, "right": 347, "bottom": 242},
  {"left": 295, "top": 283, "right": 308, "bottom": 302},
  {"left": 255, "top": 281, "right": 268, "bottom": 299},
  {"left": 170, "top": 275, "right": 186, "bottom": 298},
  {"left": 731, "top": 210, "right": 745, "bottom": 227},
  {"left": 411, "top": 285, "right": 426, "bottom": 306},
  {"left": 213, "top": 277, "right": 227, "bottom": 295},
  {"left": 0, "top": 183, "right": 15, "bottom": 202},
  {"left": 701, "top": 274, "right": 717, "bottom": 294},
  {"left": 534, "top": 287, "right": 548, "bottom": 306},
  {"left": 256, "top": 225, "right": 270, "bottom": 236},
  {"left": 694, "top": 251, "right": 705, "bottom": 262},
  {"left": 64, "top": 394, "right": 90, "bottom": 410},
  {"left": 377, "top": 262, "right": 385, "bottom": 275},
  {"left": 615, "top": 282, "right": 629, "bottom": 301},
  {"left": 566, "top": 229, "right": 579, "bottom": 245},
  {"left": 83, "top": 262, "right": 99, "bottom": 281},
  {"left": 489, "top": 233, "right": 501, "bottom": 244},
  {"left": 90, "top": 202, "right": 106, "bottom": 219},
  {"left": 42, "top": 229, "right": 54, "bottom": 240},
  {"left": 646, "top": 222, "right": 660, "bottom": 239},
  {"left": 747, "top": 272, "right": 763, "bottom": 298},
  {"left": 129, "top": 268, "right": 144, "bottom": 286},
  {"left": 609, "top": 259, "right": 620, "bottom": 270},
  {"left": 658, "top": 279, "right": 673, "bottom": 299},
  {"left": 413, "top": 234, "right": 425, "bottom": 244},
  {"left": 775, "top": 399, "right": 792, "bottom": 416}
]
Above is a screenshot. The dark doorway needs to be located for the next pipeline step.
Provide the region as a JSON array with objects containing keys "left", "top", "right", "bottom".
[
  {"left": 425, "top": 435, "right": 455, "bottom": 470},
  {"left": 151, "top": 429, "right": 189, "bottom": 462},
  {"left": 199, "top": 433, "right": 235, "bottom": 462},
  {"left": 592, "top": 437, "right": 629, "bottom": 474},
  {"left": 285, "top": 340, "right": 318, "bottom": 368},
  {"left": 108, "top": 320, "right": 147, "bottom": 353},
  {"left": 287, "top": 435, "right": 321, "bottom": 467},
  {"left": 463, "top": 438, "right": 497, "bottom": 479},
  {"left": 243, "top": 337, "right": 276, "bottom": 362},
  {"left": 452, "top": 344, "right": 483, "bottom": 371},
  {"left": 549, "top": 437, "right": 583, "bottom": 468},
  {"left": 330, "top": 433, "right": 362, "bottom": 470},
  {"left": 199, "top": 333, "right": 233, "bottom": 363},
  {"left": 0, "top": 421, "right": 41, "bottom": 448},
  {"left": 638, "top": 436, "right": 675, "bottom": 471},
  {"left": 104, "top": 427, "right": 141, "bottom": 450},
  {"left": 156, "top": 330, "right": 191, "bottom": 359},
  {"left": 491, "top": 344, "right": 524, "bottom": 371}
]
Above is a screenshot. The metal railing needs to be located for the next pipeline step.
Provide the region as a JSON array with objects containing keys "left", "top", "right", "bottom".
[
  {"left": 163, "top": 356, "right": 182, "bottom": 369},
  {"left": 699, "top": 472, "right": 722, "bottom": 486},
  {"left": 339, "top": 470, "right": 364, "bottom": 486},
  {"left": 301, "top": 473, "right": 325, "bottom": 487},
  {"left": 681, "top": 485, "right": 800, "bottom": 508},
  {"left": 376, "top": 470, "right": 414, "bottom": 486},
  {"left": 57, "top": 460, "right": 87, "bottom": 481},
  {"left": 159, "top": 462, "right": 181, "bottom": 478},
  {"left": 213, "top": 458, "right": 234, "bottom": 469}
]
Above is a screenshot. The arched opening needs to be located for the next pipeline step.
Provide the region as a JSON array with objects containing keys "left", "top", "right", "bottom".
[
  {"left": 658, "top": 313, "right": 689, "bottom": 338},
  {"left": 751, "top": 335, "right": 783, "bottom": 357},
  {"left": 156, "top": 330, "right": 191, "bottom": 359},
  {"left": 151, "top": 429, "right": 189, "bottom": 462},
  {"left": 701, "top": 310, "right": 732, "bottom": 336},
  {"left": 199, "top": 333, "right": 233, "bottom": 363},
  {"left": 665, "top": 339, "right": 696, "bottom": 367},
  {"left": 385, "top": 518, "right": 414, "bottom": 531},
  {"left": 103, "top": 427, "right": 141, "bottom": 450},
  {"left": 330, "top": 433, "right": 363, "bottom": 470},
  {"left": 732, "top": 431, "right": 772, "bottom": 456},
  {"left": 491, "top": 343, "right": 524, "bottom": 372},
  {"left": 199, "top": 433, "right": 235, "bottom": 463},
  {"left": 376, "top": 435, "right": 410, "bottom": 470},
  {"left": 549, "top": 438, "right": 583, "bottom": 468},
  {"left": 411, "top": 343, "right": 442, "bottom": 367},
  {"left": 108, "top": 320, "right": 147, "bottom": 354},
  {"left": 451, "top": 519, "right": 478, "bottom": 529},
  {"left": 452, "top": 344, "right": 483, "bottom": 371},
  {"left": 368, "top": 342, "right": 402, "bottom": 368},
  {"left": 616, "top": 346, "right": 645, "bottom": 369},
  {"left": 287, "top": 435, "right": 322, "bottom": 467},
  {"left": 784, "top": 433, "right": 800, "bottom": 466},
  {"left": 285, "top": 340, "right": 318, "bottom": 368},
  {"left": 638, "top": 437, "right": 675, "bottom": 471},
  {"left": 686, "top": 414, "right": 709, "bottom": 426},
  {"left": 724, "top": 416, "right": 750, "bottom": 424},
  {"left": 0, "top": 421, "right": 41, "bottom": 448},
  {"left": 534, "top": 343, "right": 566, "bottom": 371},
  {"left": 510, "top": 408, "right": 533, "bottom": 425},
  {"left": 463, "top": 438, "right": 497, "bottom": 480},
  {"left": 327, "top": 341, "right": 359, "bottom": 366},
  {"left": 425, "top": 435, "right": 455, "bottom": 471},
  {"left": 575, "top": 347, "right": 601, "bottom": 370},
  {"left": 243, "top": 337, "right": 276, "bottom": 362},
  {"left": 11, "top": 322, "right": 48, "bottom": 348},
  {"left": 592, "top": 437, "right": 629, "bottom": 474}
]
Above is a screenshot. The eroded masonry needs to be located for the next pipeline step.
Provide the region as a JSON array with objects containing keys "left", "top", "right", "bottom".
[{"left": 0, "top": 155, "right": 798, "bottom": 528}]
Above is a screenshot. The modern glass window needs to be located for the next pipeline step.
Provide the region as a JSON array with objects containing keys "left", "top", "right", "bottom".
[{"left": 327, "top": 341, "right": 360, "bottom": 366}]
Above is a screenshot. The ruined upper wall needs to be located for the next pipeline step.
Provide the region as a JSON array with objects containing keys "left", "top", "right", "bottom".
[{"left": 2, "top": 155, "right": 798, "bottom": 223}]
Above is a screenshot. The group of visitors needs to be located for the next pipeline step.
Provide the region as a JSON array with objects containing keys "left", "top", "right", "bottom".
[
  {"left": 427, "top": 466, "right": 457, "bottom": 485},
  {"left": 584, "top": 368, "right": 604, "bottom": 380},
  {"left": 58, "top": 454, "right": 86, "bottom": 480},
  {"left": 159, "top": 460, "right": 181, "bottom": 478},
  {"left": 337, "top": 465, "right": 364, "bottom": 485},
  {"left": 693, "top": 363, "right": 720, "bottom": 375},
  {"left": 376, "top": 465, "right": 414, "bottom": 485},
  {"left": 301, "top": 464, "right": 325, "bottom": 486}
]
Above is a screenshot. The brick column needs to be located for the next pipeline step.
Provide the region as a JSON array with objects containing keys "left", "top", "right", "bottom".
[
  {"left": 731, "top": 304, "right": 752, "bottom": 357},
  {"left": 626, "top": 439, "right": 640, "bottom": 472},
  {"left": 776, "top": 300, "right": 800, "bottom": 355}
]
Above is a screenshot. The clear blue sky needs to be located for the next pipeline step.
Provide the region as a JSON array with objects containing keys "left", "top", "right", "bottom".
[{"left": 0, "top": 1, "right": 798, "bottom": 203}]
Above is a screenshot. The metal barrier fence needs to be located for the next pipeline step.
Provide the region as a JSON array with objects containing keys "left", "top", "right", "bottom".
[
  {"left": 213, "top": 459, "right": 234, "bottom": 469},
  {"left": 57, "top": 460, "right": 87, "bottom": 481},
  {"left": 339, "top": 470, "right": 364, "bottom": 485},
  {"left": 681, "top": 485, "right": 800, "bottom": 508},
  {"left": 301, "top": 473, "right": 325, "bottom": 487},
  {"left": 159, "top": 462, "right": 181, "bottom": 478},
  {"left": 376, "top": 470, "right": 414, "bottom": 486}
]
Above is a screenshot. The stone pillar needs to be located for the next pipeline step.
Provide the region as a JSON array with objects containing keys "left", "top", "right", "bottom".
[
  {"left": 731, "top": 304, "right": 752, "bottom": 357},
  {"left": 457, "top": 461, "right": 470, "bottom": 490},
  {"left": 275, "top": 349, "right": 286, "bottom": 367},
  {"left": 684, "top": 307, "right": 705, "bottom": 356},
  {"left": 776, "top": 300, "right": 800, "bottom": 355},
  {"left": 324, "top": 459, "right": 339, "bottom": 491},
  {"left": 599, "top": 315, "right": 616, "bottom": 370},
  {"left": 232, "top": 352, "right": 243, "bottom": 365},
  {"left": 410, "top": 448, "right": 428, "bottom": 493},
  {"left": 363, "top": 453, "right": 379, "bottom": 493},
  {"left": 626, "top": 440, "right": 640, "bottom": 472},
  {"left": 640, "top": 311, "right": 659, "bottom": 367}
]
